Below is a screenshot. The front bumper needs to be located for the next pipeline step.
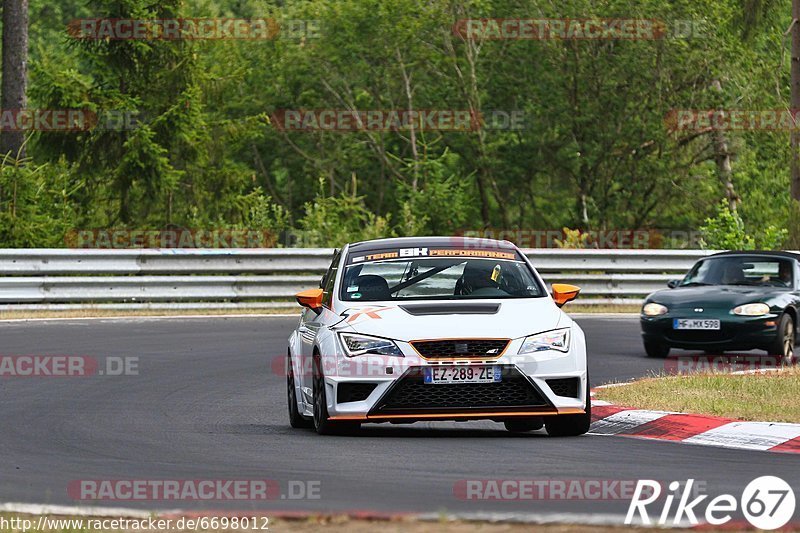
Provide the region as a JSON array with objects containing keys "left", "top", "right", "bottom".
[
  {"left": 640, "top": 312, "right": 779, "bottom": 350},
  {"left": 321, "top": 336, "right": 587, "bottom": 422}
]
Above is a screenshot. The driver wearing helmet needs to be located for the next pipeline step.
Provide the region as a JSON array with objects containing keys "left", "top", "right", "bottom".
[{"left": 456, "top": 262, "right": 502, "bottom": 295}]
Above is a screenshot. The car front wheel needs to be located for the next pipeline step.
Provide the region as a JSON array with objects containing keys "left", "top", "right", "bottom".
[
  {"left": 545, "top": 380, "right": 591, "bottom": 437},
  {"left": 312, "top": 355, "right": 360, "bottom": 435},
  {"left": 767, "top": 314, "right": 796, "bottom": 366},
  {"left": 644, "top": 340, "right": 670, "bottom": 358},
  {"left": 287, "top": 353, "right": 312, "bottom": 429}
]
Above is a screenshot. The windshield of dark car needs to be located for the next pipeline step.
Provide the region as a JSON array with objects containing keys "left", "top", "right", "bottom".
[
  {"left": 681, "top": 256, "right": 794, "bottom": 288},
  {"left": 339, "top": 258, "right": 545, "bottom": 301}
]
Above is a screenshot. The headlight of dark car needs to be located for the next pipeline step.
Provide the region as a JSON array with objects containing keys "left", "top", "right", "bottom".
[
  {"left": 642, "top": 302, "right": 668, "bottom": 316},
  {"left": 732, "top": 303, "right": 770, "bottom": 316}
]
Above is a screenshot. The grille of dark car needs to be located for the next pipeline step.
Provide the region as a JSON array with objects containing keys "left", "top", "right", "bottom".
[
  {"left": 337, "top": 383, "right": 378, "bottom": 403},
  {"left": 411, "top": 339, "right": 509, "bottom": 359},
  {"left": 372, "top": 366, "right": 548, "bottom": 412},
  {"left": 546, "top": 377, "right": 580, "bottom": 398}
]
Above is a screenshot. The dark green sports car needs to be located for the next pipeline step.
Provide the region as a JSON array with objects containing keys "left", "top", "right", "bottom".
[{"left": 640, "top": 251, "right": 800, "bottom": 363}]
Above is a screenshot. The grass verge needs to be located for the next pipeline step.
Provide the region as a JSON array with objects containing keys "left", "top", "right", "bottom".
[{"left": 595, "top": 368, "right": 800, "bottom": 423}]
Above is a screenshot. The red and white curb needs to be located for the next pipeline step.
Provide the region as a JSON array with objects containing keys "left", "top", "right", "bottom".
[{"left": 589, "top": 399, "right": 800, "bottom": 454}]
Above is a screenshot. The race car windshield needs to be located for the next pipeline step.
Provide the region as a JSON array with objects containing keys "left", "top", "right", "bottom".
[
  {"left": 681, "top": 256, "right": 794, "bottom": 288},
  {"left": 339, "top": 258, "right": 545, "bottom": 301}
]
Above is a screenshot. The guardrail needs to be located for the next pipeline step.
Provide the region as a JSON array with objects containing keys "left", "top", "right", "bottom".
[{"left": 0, "top": 248, "right": 715, "bottom": 310}]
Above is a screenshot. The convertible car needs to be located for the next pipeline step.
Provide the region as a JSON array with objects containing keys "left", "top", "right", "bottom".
[
  {"left": 640, "top": 250, "right": 800, "bottom": 363},
  {"left": 286, "top": 237, "right": 590, "bottom": 436}
]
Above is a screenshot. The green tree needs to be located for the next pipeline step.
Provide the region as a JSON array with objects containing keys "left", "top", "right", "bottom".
[{"left": 700, "top": 200, "right": 787, "bottom": 250}]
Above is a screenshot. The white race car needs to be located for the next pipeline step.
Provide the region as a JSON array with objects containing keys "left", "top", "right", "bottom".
[{"left": 286, "top": 237, "right": 590, "bottom": 436}]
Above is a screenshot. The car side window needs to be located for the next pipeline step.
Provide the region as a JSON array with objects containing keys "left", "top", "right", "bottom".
[
  {"left": 321, "top": 250, "right": 341, "bottom": 308},
  {"left": 319, "top": 250, "right": 339, "bottom": 288}
]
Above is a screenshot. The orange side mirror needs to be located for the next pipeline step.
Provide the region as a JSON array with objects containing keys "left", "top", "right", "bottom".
[
  {"left": 296, "top": 288, "right": 324, "bottom": 313},
  {"left": 552, "top": 283, "right": 580, "bottom": 307}
]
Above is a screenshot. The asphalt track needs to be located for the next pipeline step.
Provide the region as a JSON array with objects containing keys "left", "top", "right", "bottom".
[{"left": 0, "top": 315, "right": 798, "bottom": 520}]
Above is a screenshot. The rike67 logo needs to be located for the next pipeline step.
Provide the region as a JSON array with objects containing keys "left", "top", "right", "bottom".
[{"left": 626, "top": 476, "right": 795, "bottom": 529}]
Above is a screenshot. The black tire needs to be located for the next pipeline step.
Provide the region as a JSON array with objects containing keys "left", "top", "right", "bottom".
[
  {"left": 504, "top": 418, "right": 544, "bottom": 433},
  {"left": 287, "top": 354, "right": 312, "bottom": 429},
  {"left": 644, "top": 340, "right": 670, "bottom": 358},
  {"left": 312, "top": 355, "right": 360, "bottom": 435},
  {"left": 767, "top": 314, "right": 796, "bottom": 366},
  {"left": 545, "top": 380, "right": 591, "bottom": 437}
]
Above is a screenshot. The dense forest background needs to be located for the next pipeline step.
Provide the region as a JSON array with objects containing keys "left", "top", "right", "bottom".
[{"left": 0, "top": 0, "right": 795, "bottom": 248}]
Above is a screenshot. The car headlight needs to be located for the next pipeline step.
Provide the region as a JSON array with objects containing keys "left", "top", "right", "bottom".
[
  {"left": 339, "top": 333, "right": 403, "bottom": 357},
  {"left": 642, "top": 302, "right": 668, "bottom": 316},
  {"left": 732, "top": 303, "right": 770, "bottom": 316},
  {"left": 518, "top": 328, "right": 570, "bottom": 354}
]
